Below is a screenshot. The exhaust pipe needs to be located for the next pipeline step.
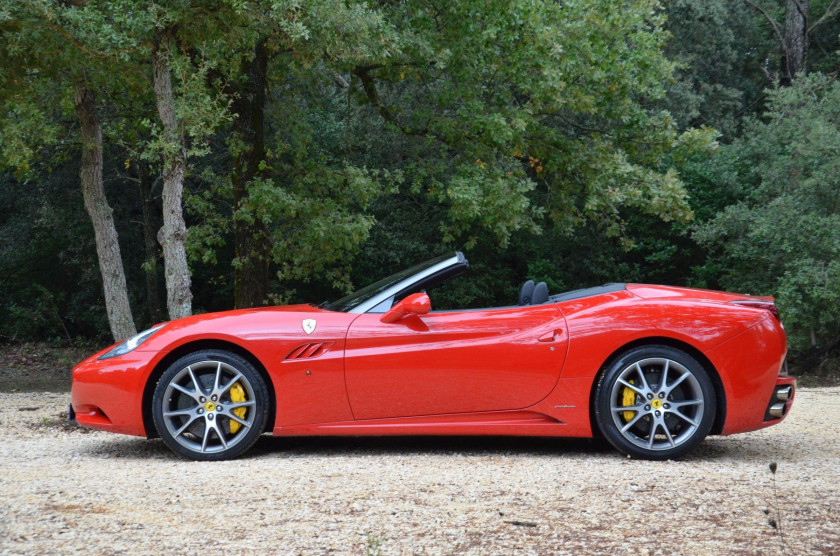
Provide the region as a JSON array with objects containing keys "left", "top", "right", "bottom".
[{"left": 768, "top": 403, "right": 785, "bottom": 419}]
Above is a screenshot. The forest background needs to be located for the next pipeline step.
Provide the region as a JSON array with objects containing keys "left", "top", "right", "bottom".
[{"left": 1, "top": 0, "right": 839, "bottom": 378}]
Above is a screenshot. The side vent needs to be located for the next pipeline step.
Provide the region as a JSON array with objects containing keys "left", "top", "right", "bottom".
[{"left": 285, "top": 342, "right": 335, "bottom": 360}]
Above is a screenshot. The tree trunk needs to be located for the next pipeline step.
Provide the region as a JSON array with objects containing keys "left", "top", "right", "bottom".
[
  {"left": 152, "top": 29, "right": 192, "bottom": 320},
  {"left": 780, "top": 0, "right": 809, "bottom": 86},
  {"left": 73, "top": 83, "right": 137, "bottom": 341},
  {"left": 137, "top": 161, "right": 164, "bottom": 323},
  {"left": 231, "top": 40, "right": 271, "bottom": 308}
]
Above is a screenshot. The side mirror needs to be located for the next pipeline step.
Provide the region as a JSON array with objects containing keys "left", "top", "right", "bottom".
[{"left": 380, "top": 293, "right": 431, "bottom": 323}]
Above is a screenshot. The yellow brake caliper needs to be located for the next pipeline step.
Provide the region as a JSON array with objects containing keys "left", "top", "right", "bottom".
[
  {"left": 622, "top": 379, "right": 636, "bottom": 422},
  {"left": 229, "top": 382, "right": 247, "bottom": 434}
]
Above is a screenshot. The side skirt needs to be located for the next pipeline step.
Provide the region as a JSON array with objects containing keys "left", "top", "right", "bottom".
[{"left": 273, "top": 410, "right": 591, "bottom": 438}]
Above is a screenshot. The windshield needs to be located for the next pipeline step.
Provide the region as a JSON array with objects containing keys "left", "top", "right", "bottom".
[{"left": 325, "top": 253, "right": 454, "bottom": 312}]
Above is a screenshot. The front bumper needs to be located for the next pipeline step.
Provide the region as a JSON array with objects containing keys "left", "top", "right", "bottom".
[{"left": 70, "top": 350, "right": 159, "bottom": 437}]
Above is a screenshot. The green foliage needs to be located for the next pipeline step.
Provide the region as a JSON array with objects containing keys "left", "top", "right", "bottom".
[
  {"left": 0, "top": 169, "right": 116, "bottom": 341},
  {"left": 1, "top": 0, "right": 839, "bottom": 378},
  {"left": 143, "top": 51, "right": 233, "bottom": 161},
  {"left": 695, "top": 75, "right": 840, "bottom": 350},
  {"left": 660, "top": 0, "right": 772, "bottom": 137},
  {"left": 355, "top": 0, "right": 714, "bottom": 247},
  {"left": 0, "top": 98, "right": 61, "bottom": 174}
]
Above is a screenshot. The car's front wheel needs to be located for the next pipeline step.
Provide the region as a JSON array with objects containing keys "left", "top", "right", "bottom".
[
  {"left": 594, "top": 345, "right": 716, "bottom": 460},
  {"left": 152, "top": 349, "right": 269, "bottom": 461}
]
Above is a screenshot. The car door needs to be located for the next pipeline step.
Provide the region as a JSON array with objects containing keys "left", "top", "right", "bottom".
[{"left": 344, "top": 304, "right": 567, "bottom": 420}]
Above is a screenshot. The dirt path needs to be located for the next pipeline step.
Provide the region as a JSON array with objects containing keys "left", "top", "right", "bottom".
[{"left": 0, "top": 389, "right": 838, "bottom": 554}]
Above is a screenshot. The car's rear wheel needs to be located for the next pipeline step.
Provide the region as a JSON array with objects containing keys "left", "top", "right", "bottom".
[
  {"left": 594, "top": 345, "right": 716, "bottom": 460},
  {"left": 152, "top": 349, "right": 269, "bottom": 461}
]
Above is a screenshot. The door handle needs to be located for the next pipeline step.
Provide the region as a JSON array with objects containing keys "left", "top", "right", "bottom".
[{"left": 538, "top": 329, "right": 565, "bottom": 342}]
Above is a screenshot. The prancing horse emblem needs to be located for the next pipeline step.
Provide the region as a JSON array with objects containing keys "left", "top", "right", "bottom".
[{"left": 302, "top": 319, "right": 317, "bottom": 335}]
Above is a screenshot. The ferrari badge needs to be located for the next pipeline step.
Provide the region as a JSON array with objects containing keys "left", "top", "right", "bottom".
[{"left": 302, "top": 319, "right": 317, "bottom": 335}]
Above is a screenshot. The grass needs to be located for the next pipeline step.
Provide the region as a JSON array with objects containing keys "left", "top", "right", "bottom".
[{"left": 365, "top": 532, "right": 383, "bottom": 556}]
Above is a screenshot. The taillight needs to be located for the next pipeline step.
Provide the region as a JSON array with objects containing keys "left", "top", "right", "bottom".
[{"left": 729, "top": 299, "right": 780, "bottom": 320}]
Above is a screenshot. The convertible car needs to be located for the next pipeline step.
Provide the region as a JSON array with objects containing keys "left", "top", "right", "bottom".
[{"left": 71, "top": 252, "right": 795, "bottom": 461}]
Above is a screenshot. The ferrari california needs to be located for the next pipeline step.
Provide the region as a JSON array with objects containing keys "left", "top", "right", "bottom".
[{"left": 71, "top": 252, "right": 795, "bottom": 461}]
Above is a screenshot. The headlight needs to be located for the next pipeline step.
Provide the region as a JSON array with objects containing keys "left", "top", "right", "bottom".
[{"left": 98, "top": 324, "right": 167, "bottom": 360}]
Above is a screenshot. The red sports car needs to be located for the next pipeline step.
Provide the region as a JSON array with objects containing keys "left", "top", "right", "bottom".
[{"left": 71, "top": 252, "right": 795, "bottom": 461}]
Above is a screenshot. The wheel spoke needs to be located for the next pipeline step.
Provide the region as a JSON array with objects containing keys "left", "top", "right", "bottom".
[
  {"left": 171, "top": 382, "right": 200, "bottom": 401},
  {"left": 670, "top": 400, "right": 702, "bottom": 410},
  {"left": 164, "top": 408, "right": 195, "bottom": 418},
  {"left": 212, "top": 362, "right": 222, "bottom": 394},
  {"left": 635, "top": 363, "right": 652, "bottom": 392},
  {"left": 210, "top": 420, "right": 228, "bottom": 449},
  {"left": 671, "top": 410, "right": 699, "bottom": 427},
  {"left": 187, "top": 366, "right": 204, "bottom": 396},
  {"left": 660, "top": 360, "right": 670, "bottom": 390},
  {"left": 617, "top": 378, "right": 645, "bottom": 396},
  {"left": 223, "top": 411, "right": 250, "bottom": 428},
  {"left": 620, "top": 411, "right": 646, "bottom": 433},
  {"left": 173, "top": 415, "right": 200, "bottom": 438},
  {"left": 218, "top": 372, "right": 244, "bottom": 396},
  {"left": 665, "top": 372, "right": 689, "bottom": 394},
  {"left": 662, "top": 422, "right": 676, "bottom": 447},
  {"left": 612, "top": 404, "right": 645, "bottom": 413},
  {"left": 227, "top": 400, "right": 255, "bottom": 410},
  {"left": 201, "top": 422, "right": 212, "bottom": 452},
  {"left": 648, "top": 420, "right": 658, "bottom": 449}
]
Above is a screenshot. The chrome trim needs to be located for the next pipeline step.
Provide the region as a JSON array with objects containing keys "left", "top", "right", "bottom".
[
  {"left": 349, "top": 254, "right": 462, "bottom": 314},
  {"left": 776, "top": 386, "right": 792, "bottom": 402},
  {"left": 768, "top": 403, "right": 785, "bottom": 418}
]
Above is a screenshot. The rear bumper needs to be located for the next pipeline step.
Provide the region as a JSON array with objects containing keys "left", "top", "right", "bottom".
[
  {"left": 706, "top": 315, "right": 793, "bottom": 435},
  {"left": 764, "top": 376, "right": 796, "bottom": 423}
]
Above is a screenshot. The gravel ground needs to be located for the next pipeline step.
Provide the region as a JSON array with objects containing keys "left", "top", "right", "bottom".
[{"left": 0, "top": 389, "right": 838, "bottom": 555}]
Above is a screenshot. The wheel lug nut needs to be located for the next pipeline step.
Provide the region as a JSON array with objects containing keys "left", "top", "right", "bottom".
[
  {"left": 658, "top": 392, "right": 665, "bottom": 398},
  {"left": 200, "top": 396, "right": 206, "bottom": 403},
  {"left": 644, "top": 405, "right": 651, "bottom": 411},
  {"left": 663, "top": 403, "right": 670, "bottom": 409},
  {"left": 198, "top": 409, "right": 204, "bottom": 414},
  {"left": 211, "top": 395, "right": 218, "bottom": 402},
  {"left": 216, "top": 406, "right": 223, "bottom": 411},
  {"left": 208, "top": 413, "right": 214, "bottom": 420},
  {"left": 646, "top": 393, "right": 653, "bottom": 400},
  {"left": 655, "top": 410, "right": 661, "bottom": 417}
]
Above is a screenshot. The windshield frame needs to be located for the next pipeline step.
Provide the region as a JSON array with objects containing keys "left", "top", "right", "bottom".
[{"left": 325, "top": 252, "right": 466, "bottom": 313}]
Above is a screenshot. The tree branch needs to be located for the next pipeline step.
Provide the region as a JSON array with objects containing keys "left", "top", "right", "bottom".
[
  {"left": 743, "top": 0, "right": 786, "bottom": 45},
  {"left": 352, "top": 66, "right": 428, "bottom": 137},
  {"left": 809, "top": 0, "right": 840, "bottom": 32},
  {"left": 759, "top": 60, "right": 776, "bottom": 83}
]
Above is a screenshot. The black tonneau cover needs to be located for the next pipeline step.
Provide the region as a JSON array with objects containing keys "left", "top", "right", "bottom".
[{"left": 549, "top": 283, "right": 626, "bottom": 303}]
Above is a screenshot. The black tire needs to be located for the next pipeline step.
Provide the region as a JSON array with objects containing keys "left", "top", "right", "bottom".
[
  {"left": 594, "top": 345, "right": 716, "bottom": 460},
  {"left": 152, "top": 349, "right": 269, "bottom": 461}
]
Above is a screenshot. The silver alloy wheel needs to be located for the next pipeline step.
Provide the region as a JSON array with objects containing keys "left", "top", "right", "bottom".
[
  {"left": 608, "top": 357, "right": 704, "bottom": 451},
  {"left": 161, "top": 360, "right": 257, "bottom": 454}
]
